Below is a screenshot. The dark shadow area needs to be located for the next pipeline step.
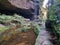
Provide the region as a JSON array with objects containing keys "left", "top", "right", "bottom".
[{"left": 0, "top": 8, "right": 34, "bottom": 20}]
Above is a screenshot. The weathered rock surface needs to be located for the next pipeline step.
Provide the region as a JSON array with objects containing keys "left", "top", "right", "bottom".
[
  {"left": 0, "top": 15, "right": 36, "bottom": 45},
  {"left": 0, "top": 0, "right": 35, "bottom": 20},
  {"left": 0, "top": 0, "right": 34, "bottom": 9},
  {"left": 35, "top": 22, "right": 53, "bottom": 45},
  {"left": 0, "top": 27, "right": 36, "bottom": 45}
]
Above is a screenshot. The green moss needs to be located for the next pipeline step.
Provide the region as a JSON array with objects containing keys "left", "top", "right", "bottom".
[{"left": 0, "top": 26, "right": 9, "bottom": 32}]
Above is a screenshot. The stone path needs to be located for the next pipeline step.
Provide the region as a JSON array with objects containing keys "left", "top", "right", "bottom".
[{"left": 35, "top": 22, "right": 53, "bottom": 45}]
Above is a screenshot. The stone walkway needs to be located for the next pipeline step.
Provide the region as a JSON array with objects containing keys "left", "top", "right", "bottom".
[{"left": 35, "top": 22, "right": 53, "bottom": 45}]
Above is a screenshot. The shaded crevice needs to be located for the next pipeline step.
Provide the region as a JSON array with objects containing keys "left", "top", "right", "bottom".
[{"left": 0, "top": 8, "right": 34, "bottom": 20}]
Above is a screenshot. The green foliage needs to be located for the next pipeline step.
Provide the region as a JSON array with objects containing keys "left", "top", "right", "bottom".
[
  {"left": 0, "top": 26, "right": 9, "bottom": 32},
  {"left": 0, "top": 14, "right": 32, "bottom": 32},
  {"left": 56, "top": 0, "right": 60, "bottom": 2},
  {"left": 47, "top": 1, "right": 60, "bottom": 43},
  {"left": 0, "top": 15, "right": 15, "bottom": 23},
  {"left": 48, "top": 4, "right": 60, "bottom": 35},
  {"left": 31, "top": 21, "right": 40, "bottom": 37},
  {"left": 48, "top": 5, "right": 56, "bottom": 20},
  {"left": 0, "top": 14, "right": 40, "bottom": 37},
  {"left": 14, "top": 15, "right": 32, "bottom": 31},
  {"left": 34, "top": 24, "right": 40, "bottom": 37}
]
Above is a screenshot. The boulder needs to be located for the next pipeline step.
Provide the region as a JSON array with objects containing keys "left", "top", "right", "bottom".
[
  {"left": 0, "top": 0, "right": 34, "bottom": 20},
  {"left": 0, "top": 0, "right": 34, "bottom": 9}
]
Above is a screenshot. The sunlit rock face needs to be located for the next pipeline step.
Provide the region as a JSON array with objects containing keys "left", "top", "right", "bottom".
[
  {"left": 40, "top": 0, "right": 49, "bottom": 21},
  {"left": 42, "top": 0, "right": 49, "bottom": 8},
  {"left": 41, "top": 0, "right": 54, "bottom": 21},
  {"left": 42, "top": 0, "right": 54, "bottom": 9},
  {"left": 0, "top": 0, "right": 34, "bottom": 20}
]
